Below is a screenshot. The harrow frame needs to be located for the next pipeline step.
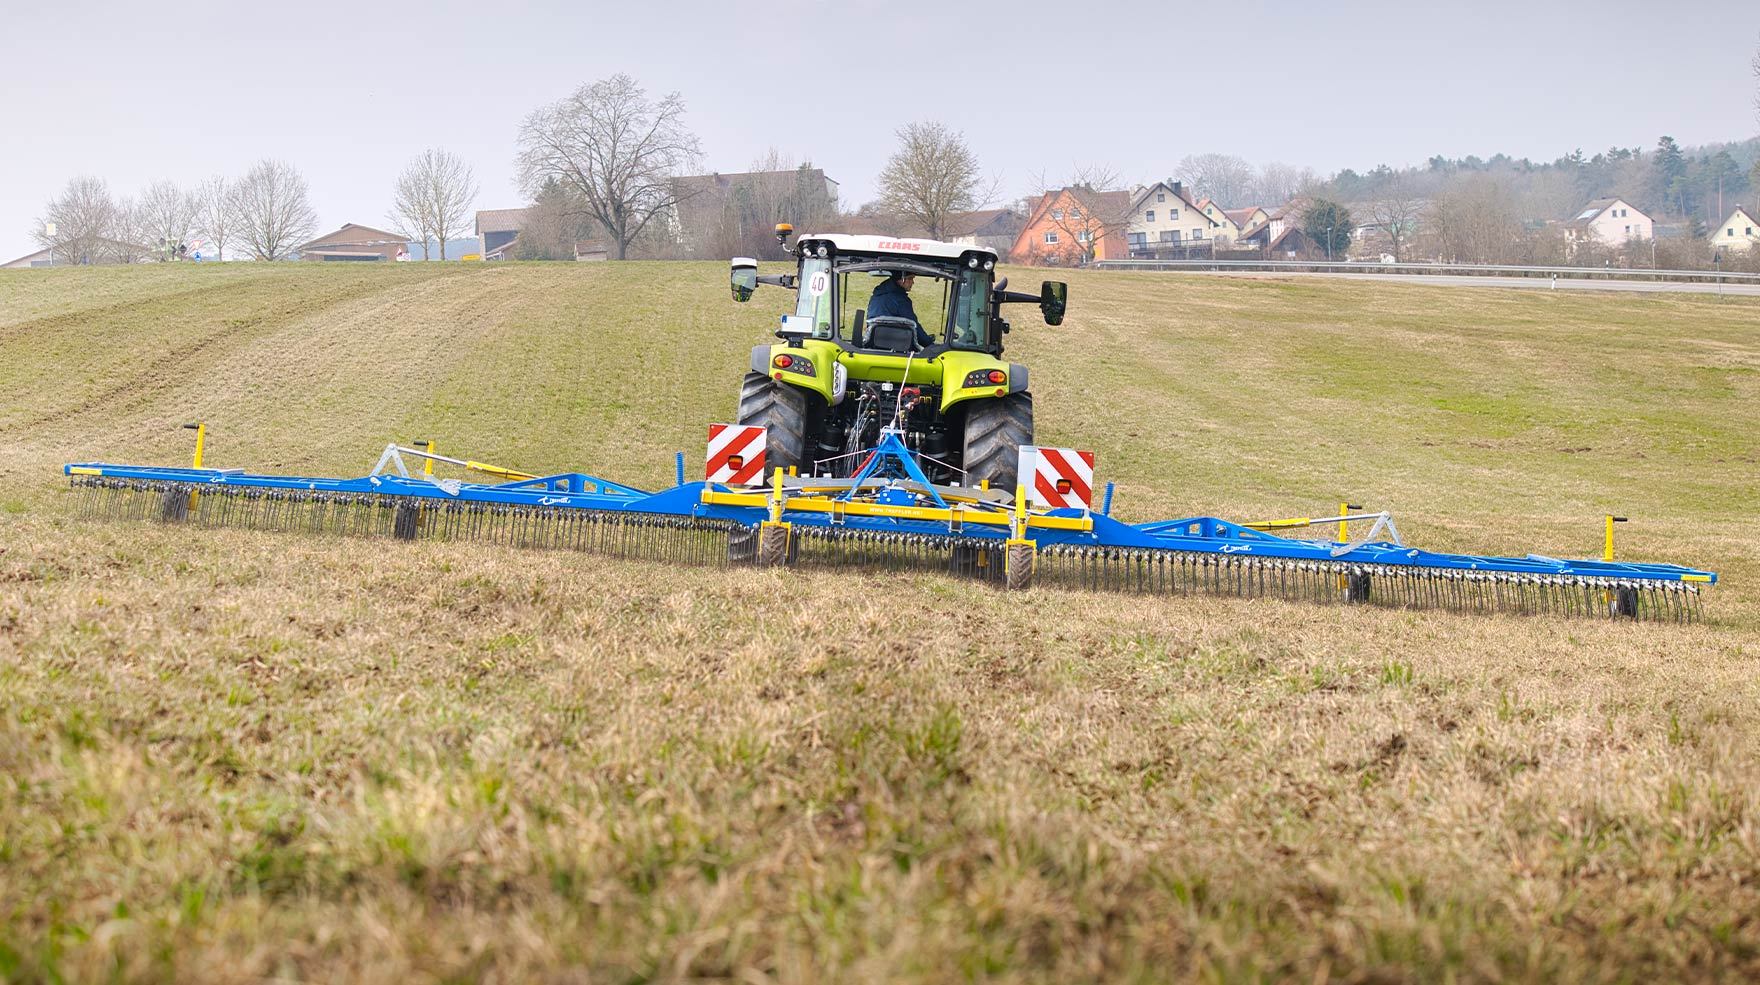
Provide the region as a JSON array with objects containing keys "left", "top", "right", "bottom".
[{"left": 64, "top": 433, "right": 1717, "bottom": 622}]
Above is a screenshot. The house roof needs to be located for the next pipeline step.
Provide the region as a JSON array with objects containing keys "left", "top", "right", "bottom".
[
  {"left": 475, "top": 208, "right": 532, "bottom": 235},
  {"left": 2, "top": 247, "right": 51, "bottom": 267},
  {"left": 1223, "top": 208, "right": 1258, "bottom": 228},
  {"left": 575, "top": 239, "right": 607, "bottom": 254},
  {"left": 1267, "top": 226, "right": 1306, "bottom": 251},
  {"left": 486, "top": 236, "right": 520, "bottom": 259},
  {"left": 1064, "top": 187, "right": 1131, "bottom": 222},
  {"left": 1567, "top": 198, "right": 1648, "bottom": 228},
  {"left": 1128, "top": 181, "right": 1217, "bottom": 226},
  {"left": 299, "top": 224, "right": 407, "bottom": 251},
  {"left": 941, "top": 208, "right": 1018, "bottom": 237}
]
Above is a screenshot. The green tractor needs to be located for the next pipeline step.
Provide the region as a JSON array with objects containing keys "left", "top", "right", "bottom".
[{"left": 729, "top": 226, "right": 1067, "bottom": 491}]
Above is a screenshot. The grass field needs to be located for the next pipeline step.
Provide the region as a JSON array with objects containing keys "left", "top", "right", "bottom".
[{"left": 2, "top": 262, "right": 1758, "bottom": 982}]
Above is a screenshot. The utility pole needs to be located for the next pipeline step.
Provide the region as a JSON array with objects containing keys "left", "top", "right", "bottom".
[{"left": 45, "top": 222, "right": 55, "bottom": 267}]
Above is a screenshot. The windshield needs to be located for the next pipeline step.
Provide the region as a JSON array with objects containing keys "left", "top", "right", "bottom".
[{"left": 791, "top": 254, "right": 995, "bottom": 350}]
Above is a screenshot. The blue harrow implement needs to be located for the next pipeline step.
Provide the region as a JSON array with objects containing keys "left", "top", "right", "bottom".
[{"left": 64, "top": 427, "right": 1715, "bottom": 622}]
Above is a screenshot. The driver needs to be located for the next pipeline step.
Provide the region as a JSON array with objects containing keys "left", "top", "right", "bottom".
[{"left": 866, "top": 272, "right": 934, "bottom": 347}]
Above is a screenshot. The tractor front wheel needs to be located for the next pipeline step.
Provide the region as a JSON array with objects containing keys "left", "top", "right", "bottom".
[
  {"left": 736, "top": 372, "right": 810, "bottom": 476},
  {"left": 961, "top": 391, "right": 1033, "bottom": 492}
]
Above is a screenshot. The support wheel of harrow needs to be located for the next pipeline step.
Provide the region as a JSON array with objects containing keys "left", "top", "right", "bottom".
[
  {"left": 736, "top": 372, "right": 810, "bottom": 475},
  {"left": 758, "top": 523, "right": 791, "bottom": 568},
  {"left": 1612, "top": 586, "right": 1640, "bottom": 618},
  {"left": 159, "top": 487, "right": 190, "bottom": 524},
  {"left": 1005, "top": 542, "right": 1036, "bottom": 591},
  {"left": 1346, "top": 571, "right": 1372, "bottom": 603},
  {"left": 961, "top": 391, "right": 1033, "bottom": 492},
  {"left": 393, "top": 503, "right": 421, "bottom": 541}
]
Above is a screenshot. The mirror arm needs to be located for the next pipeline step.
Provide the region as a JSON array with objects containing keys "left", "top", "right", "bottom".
[
  {"left": 758, "top": 274, "right": 797, "bottom": 290},
  {"left": 991, "top": 289, "right": 1043, "bottom": 305}
]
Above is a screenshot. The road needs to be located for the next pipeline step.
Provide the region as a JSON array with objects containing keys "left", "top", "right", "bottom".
[{"left": 1169, "top": 269, "right": 1760, "bottom": 296}]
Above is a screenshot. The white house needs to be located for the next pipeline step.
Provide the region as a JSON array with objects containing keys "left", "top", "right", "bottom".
[
  {"left": 1564, "top": 198, "right": 1652, "bottom": 247},
  {"left": 1709, "top": 206, "right": 1759, "bottom": 254},
  {"left": 1124, "top": 181, "right": 1222, "bottom": 256}
]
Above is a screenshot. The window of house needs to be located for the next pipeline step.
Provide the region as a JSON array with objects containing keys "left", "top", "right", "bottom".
[
  {"left": 1730, "top": 229, "right": 1736, "bottom": 237},
  {"left": 1145, "top": 210, "right": 1155, "bottom": 222},
  {"left": 1128, "top": 232, "right": 1146, "bottom": 245},
  {"left": 1159, "top": 230, "right": 1175, "bottom": 242},
  {"left": 1193, "top": 229, "right": 1204, "bottom": 240},
  {"left": 1170, "top": 209, "right": 1179, "bottom": 220},
  {"left": 1748, "top": 227, "right": 1755, "bottom": 236},
  {"left": 1156, "top": 193, "right": 1165, "bottom": 202},
  {"left": 1170, "top": 230, "right": 1181, "bottom": 242},
  {"left": 1078, "top": 230, "right": 1090, "bottom": 243},
  {"left": 1044, "top": 231, "right": 1059, "bottom": 244},
  {"left": 1071, "top": 207, "right": 1083, "bottom": 218}
]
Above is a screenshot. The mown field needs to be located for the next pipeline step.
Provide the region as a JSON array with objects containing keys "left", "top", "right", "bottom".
[{"left": 1, "top": 262, "right": 1758, "bottom": 983}]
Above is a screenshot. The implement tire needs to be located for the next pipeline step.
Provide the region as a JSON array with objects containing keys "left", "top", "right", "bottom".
[
  {"left": 736, "top": 372, "right": 810, "bottom": 476},
  {"left": 961, "top": 391, "right": 1033, "bottom": 492}
]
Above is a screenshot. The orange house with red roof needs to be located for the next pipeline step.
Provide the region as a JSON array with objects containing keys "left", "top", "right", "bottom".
[{"left": 1008, "top": 187, "right": 1132, "bottom": 266}]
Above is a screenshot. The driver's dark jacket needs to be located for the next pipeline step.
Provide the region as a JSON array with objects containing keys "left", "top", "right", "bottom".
[{"left": 866, "top": 278, "right": 933, "bottom": 346}]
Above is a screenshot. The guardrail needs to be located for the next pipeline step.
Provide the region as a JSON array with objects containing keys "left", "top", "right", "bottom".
[{"left": 1089, "top": 258, "right": 1760, "bottom": 284}]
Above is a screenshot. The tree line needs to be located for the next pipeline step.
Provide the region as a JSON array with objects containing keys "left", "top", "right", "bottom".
[{"left": 28, "top": 41, "right": 1760, "bottom": 267}]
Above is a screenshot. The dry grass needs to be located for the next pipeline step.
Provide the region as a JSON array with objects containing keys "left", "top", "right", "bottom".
[{"left": 2, "top": 263, "right": 1759, "bottom": 982}]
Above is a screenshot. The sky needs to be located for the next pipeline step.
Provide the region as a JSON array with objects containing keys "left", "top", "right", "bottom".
[{"left": 3, "top": 0, "right": 1756, "bottom": 261}]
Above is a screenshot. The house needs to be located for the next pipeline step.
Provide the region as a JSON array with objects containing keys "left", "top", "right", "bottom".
[
  {"left": 3, "top": 237, "right": 152, "bottom": 267},
  {"left": 1564, "top": 198, "right": 1652, "bottom": 247},
  {"left": 669, "top": 167, "right": 839, "bottom": 258},
  {"left": 1239, "top": 222, "right": 1311, "bottom": 258},
  {"left": 297, "top": 224, "right": 410, "bottom": 261},
  {"left": 839, "top": 209, "right": 1023, "bottom": 253},
  {"left": 2, "top": 247, "right": 55, "bottom": 269},
  {"left": 941, "top": 209, "right": 1025, "bottom": 253},
  {"left": 574, "top": 239, "right": 608, "bottom": 262},
  {"left": 1008, "top": 187, "right": 1132, "bottom": 265},
  {"left": 1709, "top": 206, "right": 1759, "bottom": 254},
  {"left": 1123, "top": 181, "right": 1221, "bottom": 257},
  {"left": 476, "top": 208, "right": 531, "bottom": 259},
  {"left": 1231, "top": 206, "right": 1271, "bottom": 240},
  {"left": 1198, "top": 198, "right": 1244, "bottom": 246}
]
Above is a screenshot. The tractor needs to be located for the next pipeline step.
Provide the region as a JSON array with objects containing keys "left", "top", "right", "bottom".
[{"left": 729, "top": 225, "right": 1067, "bottom": 492}]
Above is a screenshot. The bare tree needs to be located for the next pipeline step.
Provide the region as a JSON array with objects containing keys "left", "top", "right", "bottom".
[
  {"left": 1176, "top": 153, "right": 1253, "bottom": 207},
  {"left": 232, "top": 159, "right": 317, "bottom": 261},
  {"left": 390, "top": 148, "right": 478, "bottom": 261},
  {"left": 1429, "top": 175, "right": 1521, "bottom": 264},
  {"left": 136, "top": 180, "right": 199, "bottom": 259},
  {"left": 1251, "top": 162, "right": 1318, "bottom": 208},
  {"left": 1753, "top": 33, "right": 1759, "bottom": 126},
  {"left": 875, "top": 121, "right": 987, "bottom": 241},
  {"left": 516, "top": 74, "right": 701, "bottom": 261},
  {"left": 193, "top": 176, "right": 234, "bottom": 261},
  {"left": 1365, "top": 180, "right": 1425, "bottom": 261},
  {"left": 32, "top": 176, "right": 123, "bottom": 264}
]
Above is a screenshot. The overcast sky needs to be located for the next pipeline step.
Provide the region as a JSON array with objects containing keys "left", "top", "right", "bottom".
[{"left": 4, "top": 0, "right": 1756, "bottom": 260}]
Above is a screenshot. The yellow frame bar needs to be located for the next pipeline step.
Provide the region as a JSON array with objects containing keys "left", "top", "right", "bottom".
[{"left": 699, "top": 490, "right": 1093, "bottom": 531}]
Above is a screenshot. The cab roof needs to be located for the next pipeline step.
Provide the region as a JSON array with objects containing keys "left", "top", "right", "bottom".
[{"left": 800, "top": 233, "right": 998, "bottom": 261}]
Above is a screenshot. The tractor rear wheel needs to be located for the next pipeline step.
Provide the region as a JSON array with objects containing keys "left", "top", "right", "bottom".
[
  {"left": 736, "top": 372, "right": 810, "bottom": 476},
  {"left": 961, "top": 391, "right": 1033, "bottom": 492}
]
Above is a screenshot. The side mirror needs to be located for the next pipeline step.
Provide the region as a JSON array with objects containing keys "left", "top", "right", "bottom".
[
  {"left": 1040, "top": 281, "right": 1068, "bottom": 326},
  {"left": 730, "top": 258, "right": 758, "bottom": 303}
]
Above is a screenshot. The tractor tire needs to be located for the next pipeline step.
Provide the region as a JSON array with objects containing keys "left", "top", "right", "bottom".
[
  {"left": 736, "top": 372, "right": 810, "bottom": 477},
  {"left": 961, "top": 391, "right": 1033, "bottom": 493}
]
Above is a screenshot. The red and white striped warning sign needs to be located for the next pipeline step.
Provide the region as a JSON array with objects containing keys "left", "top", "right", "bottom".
[
  {"left": 707, "top": 424, "right": 767, "bottom": 485},
  {"left": 1017, "top": 445, "right": 1096, "bottom": 511}
]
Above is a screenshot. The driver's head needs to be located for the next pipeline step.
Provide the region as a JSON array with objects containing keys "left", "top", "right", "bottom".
[{"left": 893, "top": 272, "right": 915, "bottom": 291}]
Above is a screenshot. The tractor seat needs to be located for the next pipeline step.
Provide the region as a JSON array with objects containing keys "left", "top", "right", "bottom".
[{"left": 864, "top": 316, "right": 919, "bottom": 353}]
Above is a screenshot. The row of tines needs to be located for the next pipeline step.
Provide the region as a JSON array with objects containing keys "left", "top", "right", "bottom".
[
  {"left": 70, "top": 479, "right": 741, "bottom": 566},
  {"left": 71, "top": 478, "right": 1702, "bottom": 619},
  {"left": 1033, "top": 544, "right": 1701, "bottom": 622}
]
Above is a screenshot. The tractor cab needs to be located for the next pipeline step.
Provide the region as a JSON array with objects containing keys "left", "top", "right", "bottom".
[{"left": 729, "top": 227, "right": 1067, "bottom": 489}]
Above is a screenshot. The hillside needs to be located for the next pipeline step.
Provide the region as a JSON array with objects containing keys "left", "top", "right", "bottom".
[{"left": 2, "top": 263, "right": 1759, "bottom": 982}]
